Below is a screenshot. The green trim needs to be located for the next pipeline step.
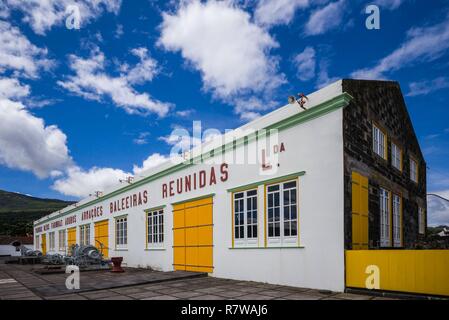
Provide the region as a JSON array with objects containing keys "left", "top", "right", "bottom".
[
  {"left": 228, "top": 246, "right": 305, "bottom": 249},
  {"left": 144, "top": 205, "right": 166, "bottom": 213},
  {"left": 227, "top": 171, "right": 306, "bottom": 193},
  {"left": 35, "top": 93, "right": 352, "bottom": 227},
  {"left": 114, "top": 214, "right": 128, "bottom": 220},
  {"left": 171, "top": 193, "right": 215, "bottom": 206}
]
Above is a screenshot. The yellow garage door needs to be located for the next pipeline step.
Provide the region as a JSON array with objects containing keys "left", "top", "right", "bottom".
[
  {"left": 352, "top": 172, "right": 369, "bottom": 249},
  {"left": 41, "top": 234, "right": 47, "bottom": 255},
  {"left": 173, "top": 197, "right": 213, "bottom": 273},
  {"left": 94, "top": 220, "right": 109, "bottom": 258},
  {"left": 67, "top": 227, "right": 77, "bottom": 252}
]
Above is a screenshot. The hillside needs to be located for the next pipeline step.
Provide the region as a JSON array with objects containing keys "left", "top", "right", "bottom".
[{"left": 0, "top": 190, "right": 73, "bottom": 236}]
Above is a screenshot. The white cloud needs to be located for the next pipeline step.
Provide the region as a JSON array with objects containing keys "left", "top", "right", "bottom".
[
  {"left": 294, "top": 46, "right": 316, "bottom": 81},
  {"left": 374, "top": 0, "right": 404, "bottom": 10},
  {"left": 406, "top": 77, "right": 449, "bottom": 97},
  {"left": 132, "top": 153, "right": 168, "bottom": 175},
  {"left": 58, "top": 48, "right": 171, "bottom": 117},
  {"left": 133, "top": 132, "right": 150, "bottom": 145},
  {"left": 4, "top": 0, "right": 121, "bottom": 35},
  {"left": 158, "top": 0, "right": 285, "bottom": 111},
  {"left": 52, "top": 166, "right": 129, "bottom": 198},
  {"left": 352, "top": 17, "right": 449, "bottom": 79},
  {"left": 175, "top": 109, "right": 195, "bottom": 118},
  {"left": 52, "top": 153, "right": 170, "bottom": 198},
  {"left": 304, "top": 0, "right": 346, "bottom": 36},
  {"left": 0, "top": 98, "right": 72, "bottom": 178},
  {"left": 0, "top": 77, "right": 30, "bottom": 100},
  {"left": 0, "top": 21, "right": 53, "bottom": 78},
  {"left": 124, "top": 47, "right": 159, "bottom": 85},
  {"left": 428, "top": 191, "right": 449, "bottom": 226},
  {"left": 233, "top": 97, "right": 278, "bottom": 121},
  {"left": 254, "top": 0, "right": 310, "bottom": 28}
]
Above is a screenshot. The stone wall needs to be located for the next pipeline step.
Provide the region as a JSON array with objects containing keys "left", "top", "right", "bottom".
[{"left": 342, "top": 79, "right": 427, "bottom": 249}]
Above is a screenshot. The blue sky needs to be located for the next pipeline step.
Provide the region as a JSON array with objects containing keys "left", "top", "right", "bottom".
[{"left": 0, "top": 0, "right": 448, "bottom": 225}]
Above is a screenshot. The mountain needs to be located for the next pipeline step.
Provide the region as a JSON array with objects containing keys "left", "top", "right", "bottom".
[{"left": 0, "top": 190, "right": 74, "bottom": 236}]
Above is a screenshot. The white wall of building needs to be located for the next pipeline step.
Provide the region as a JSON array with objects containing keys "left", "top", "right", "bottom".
[{"left": 34, "top": 82, "right": 347, "bottom": 292}]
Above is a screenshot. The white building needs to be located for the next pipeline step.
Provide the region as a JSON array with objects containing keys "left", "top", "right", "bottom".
[{"left": 35, "top": 79, "right": 427, "bottom": 293}]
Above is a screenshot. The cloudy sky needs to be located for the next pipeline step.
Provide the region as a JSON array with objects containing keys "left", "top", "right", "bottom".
[{"left": 0, "top": 0, "right": 448, "bottom": 225}]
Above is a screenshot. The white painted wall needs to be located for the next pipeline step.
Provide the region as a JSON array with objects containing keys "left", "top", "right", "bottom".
[{"left": 34, "top": 82, "right": 346, "bottom": 292}]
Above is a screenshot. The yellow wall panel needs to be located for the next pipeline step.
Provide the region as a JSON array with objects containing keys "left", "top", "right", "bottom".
[
  {"left": 173, "top": 229, "right": 185, "bottom": 247},
  {"left": 41, "top": 234, "right": 47, "bottom": 255},
  {"left": 94, "top": 220, "right": 109, "bottom": 258},
  {"left": 198, "top": 204, "right": 213, "bottom": 226},
  {"left": 172, "top": 196, "right": 213, "bottom": 273},
  {"left": 67, "top": 227, "right": 76, "bottom": 253},
  {"left": 197, "top": 226, "right": 213, "bottom": 246},
  {"left": 351, "top": 172, "right": 369, "bottom": 250},
  {"left": 173, "top": 211, "right": 185, "bottom": 229},
  {"left": 186, "top": 247, "right": 198, "bottom": 267},
  {"left": 185, "top": 227, "right": 198, "bottom": 246},
  {"left": 185, "top": 207, "right": 198, "bottom": 227},
  {"left": 346, "top": 250, "right": 449, "bottom": 297}
]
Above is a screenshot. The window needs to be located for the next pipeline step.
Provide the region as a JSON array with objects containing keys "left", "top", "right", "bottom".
[
  {"left": 147, "top": 209, "right": 164, "bottom": 247},
  {"left": 391, "top": 143, "right": 402, "bottom": 171},
  {"left": 79, "top": 224, "right": 91, "bottom": 246},
  {"left": 418, "top": 207, "right": 425, "bottom": 234},
  {"left": 410, "top": 157, "right": 418, "bottom": 183},
  {"left": 373, "top": 124, "right": 387, "bottom": 159},
  {"left": 115, "top": 216, "right": 128, "bottom": 248},
  {"left": 49, "top": 232, "right": 55, "bottom": 251},
  {"left": 233, "top": 189, "right": 258, "bottom": 246},
  {"left": 380, "top": 188, "right": 391, "bottom": 247},
  {"left": 392, "top": 194, "right": 402, "bottom": 247},
  {"left": 267, "top": 180, "right": 298, "bottom": 246},
  {"left": 59, "top": 229, "right": 66, "bottom": 251}
]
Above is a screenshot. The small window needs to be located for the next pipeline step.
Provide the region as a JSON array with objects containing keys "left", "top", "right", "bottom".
[
  {"left": 49, "top": 232, "right": 55, "bottom": 251},
  {"left": 266, "top": 180, "right": 298, "bottom": 246},
  {"left": 372, "top": 124, "right": 387, "bottom": 159},
  {"left": 392, "top": 194, "right": 402, "bottom": 247},
  {"left": 115, "top": 216, "right": 128, "bottom": 248},
  {"left": 79, "top": 224, "right": 91, "bottom": 246},
  {"left": 418, "top": 207, "right": 425, "bottom": 234},
  {"left": 380, "top": 188, "right": 391, "bottom": 247},
  {"left": 410, "top": 157, "right": 418, "bottom": 183},
  {"left": 58, "top": 230, "right": 66, "bottom": 251},
  {"left": 35, "top": 235, "right": 40, "bottom": 251},
  {"left": 391, "top": 143, "right": 402, "bottom": 171},
  {"left": 233, "top": 189, "right": 258, "bottom": 246},
  {"left": 147, "top": 209, "right": 164, "bottom": 247}
]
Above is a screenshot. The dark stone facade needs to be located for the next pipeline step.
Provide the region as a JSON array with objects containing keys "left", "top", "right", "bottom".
[{"left": 342, "top": 79, "right": 427, "bottom": 249}]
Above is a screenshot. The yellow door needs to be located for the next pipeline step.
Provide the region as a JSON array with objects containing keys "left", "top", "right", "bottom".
[
  {"left": 94, "top": 220, "right": 109, "bottom": 258},
  {"left": 173, "top": 197, "right": 213, "bottom": 273},
  {"left": 67, "top": 227, "right": 77, "bottom": 253},
  {"left": 41, "top": 234, "right": 47, "bottom": 255},
  {"left": 351, "top": 172, "right": 369, "bottom": 249}
]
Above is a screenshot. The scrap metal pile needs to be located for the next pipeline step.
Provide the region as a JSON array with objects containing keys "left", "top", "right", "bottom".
[
  {"left": 64, "top": 244, "right": 110, "bottom": 269},
  {"left": 10, "top": 240, "right": 111, "bottom": 270}
]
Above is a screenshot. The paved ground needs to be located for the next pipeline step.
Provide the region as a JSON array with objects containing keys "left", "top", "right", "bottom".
[{"left": 0, "top": 259, "right": 391, "bottom": 300}]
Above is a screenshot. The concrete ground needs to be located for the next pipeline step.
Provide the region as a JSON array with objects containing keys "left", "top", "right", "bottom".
[{"left": 0, "top": 259, "right": 391, "bottom": 301}]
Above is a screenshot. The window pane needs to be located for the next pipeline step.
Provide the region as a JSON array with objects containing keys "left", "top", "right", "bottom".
[{"left": 284, "top": 181, "right": 297, "bottom": 189}]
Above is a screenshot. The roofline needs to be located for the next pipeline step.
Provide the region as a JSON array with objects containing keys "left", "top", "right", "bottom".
[{"left": 34, "top": 91, "right": 352, "bottom": 227}]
